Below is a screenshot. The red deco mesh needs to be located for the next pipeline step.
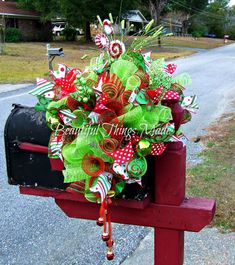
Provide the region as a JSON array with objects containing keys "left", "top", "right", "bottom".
[
  {"left": 102, "top": 74, "right": 125, "bottom": 101},
  {"left": 134, "top": 69, "right": 150, "bottom": 88},
  {"left": 82, "top": 154, "right": 105, "bottom": 177},
  {"left": 99, "top": 138, "right": 119, "bottom": 154},
  {"left": 105, "top": 100, "right": 123, "bottom": 116},
  {"left": 66, "top": 96, "right": 81, "bottom": 111},
  {"left": 121, "top": 90, "right": 132, "bottom": 106}
]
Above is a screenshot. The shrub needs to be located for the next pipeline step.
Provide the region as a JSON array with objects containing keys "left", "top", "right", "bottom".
[
  {"left": 226, "top": 25, "right": 235, "bottom": 40},
  {"left": 63, "top": 27, "right": 77, "bottom": 41},
  {"left": 191, "top": 31, "right": 204, "bottom": 38},
  {"left": 189, "top": 20, "right": 208, "bottom": 38},
  {"left": 5, "top": 27, "right": 21, "bottom": 42}
]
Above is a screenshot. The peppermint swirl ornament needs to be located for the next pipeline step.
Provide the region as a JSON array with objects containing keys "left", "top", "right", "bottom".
[
  {"left": 95, "top": 33, "right": 109, "bottom": 49},
  {"left": 109, "top": 40, "right": 126, "bottom": 59},
  {"left": 103, "top": 19, "right": 114, "bottom": 35}
]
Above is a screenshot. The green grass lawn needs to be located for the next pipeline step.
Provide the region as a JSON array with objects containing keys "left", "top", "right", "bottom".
[
  {"left": 162, "top": 36, "right": 234, "bottom": 49},
  {"left": 0, "top": 41, "right": 195, "bottom": 84},
  {"left": 0, "top": 36, "right": 233, "bottom": 83},
  {"left": 187, "top": 110, "right": 235, "bottom": 231},
  {"left": 125, "top": 36, "right": 234, "bottom": 49}
]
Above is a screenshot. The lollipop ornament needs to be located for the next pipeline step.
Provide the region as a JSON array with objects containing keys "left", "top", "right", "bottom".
[
  {"left": 95, "top": 33, "right": 110, "bottom": 49},
  {"left": 103, "top": 19, "right": 114, "bottom": 35},
  {"left": 95, "top": 16, "right": 126, "bottom": 60},
  {"left": 108, "top": 40, "right": 126, "bottom": 59}
]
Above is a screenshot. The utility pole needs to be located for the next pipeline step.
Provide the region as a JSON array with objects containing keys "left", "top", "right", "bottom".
[
  {"left": 0, "top": 13, "right": 6, "bottom": 55},
  {"left": 170, "top": 17, "right": 172, "bottom": 33},
  {"left": 0, "top": 23, "right": 5, "bottom": 55}
]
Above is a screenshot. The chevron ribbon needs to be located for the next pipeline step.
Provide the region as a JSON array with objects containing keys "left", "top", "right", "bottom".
[
  {"left": 29, "top": 78, "right": 54, "bottom": 96},
  {"left": 48, "top": 132, "right": 64, "bottom": 160},
  {"left": 90, "top": 172, "right": 113, "bottom": 202},
  {"left": 181, "top": 95, "right": 199, "bottom": 113}
]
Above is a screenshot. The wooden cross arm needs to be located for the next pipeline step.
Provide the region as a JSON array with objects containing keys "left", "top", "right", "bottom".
[
  {"left": 56, "top": 197, "right": 215, "bottom": 232},
  {"left": 20, "top": 186, "right": 215, "bottom": 232}
]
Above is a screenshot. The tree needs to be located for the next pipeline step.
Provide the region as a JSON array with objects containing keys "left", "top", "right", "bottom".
[
  {"left": 169, "top": 0, "right": 208, "bottom": 15},
  {"left": 60, "top": 0, "right": 140, "bottom": 42},
  {"left": 18, "top": 0, "right": 140, "bottom": 42},
  {"left": 140, "top": 0, "right": 208, "bottom": 45},
  {"left": 142, "top": 0, "right": 208, "bottom": 26},
  {"left": 148, "top": 0, "right": 169, "bottom": 26},
  {"left": 18, "top": 0, "right": 60, "bottom": 23},
  {"left": 200, "top": 0, "right": 229, "bottom": 37}
]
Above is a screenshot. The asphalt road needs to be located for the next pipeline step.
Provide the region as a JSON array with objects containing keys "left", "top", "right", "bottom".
[{"left": 0, "top": 43, "right": 235, "bottom": 265}]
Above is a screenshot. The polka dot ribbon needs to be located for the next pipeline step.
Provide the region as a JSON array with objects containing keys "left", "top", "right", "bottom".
[
  {"left": 165, "top": 64, "right": 177, "bottom": 75},
  {"left": 109, "top": 141, "right": 134, "bottom": 165},
  {"left": 146, "top": 87, "right": 180, "bottom": 102},
  {"left": 150, "top": 143, "right": 166, "bottom": 155}
]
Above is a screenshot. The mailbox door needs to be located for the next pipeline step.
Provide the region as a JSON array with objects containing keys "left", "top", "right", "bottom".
[{"left": 4, "top": 104, "right": 67, "bottom": 190}]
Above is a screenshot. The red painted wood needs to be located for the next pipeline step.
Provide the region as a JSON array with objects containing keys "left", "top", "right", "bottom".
[
  {"left": 20, "top": 187, "right": 215, "bottom": 232},
  {"left": 54, "top": 197, "right": 215, "bottom": 232},
  {"left": 49, "top": 158, "right": 65, "bottom": 171},
  {"left": 18, "top": 142, "right": 216, "bottom": 265},
  {"left": 18, "top": 142, "right": 48, "bottom": 154},
  {"left": 154, "top": 142, "right": 186, "bottom": 206},
  {"left": 19, "top": 186, "right": 151, "bottom": 210},
  {"left": 154, "top": 229, "right": 184, "bottom": 265},
  {"left": 154, "top": 142, "right": 186, "bottom": 265}
]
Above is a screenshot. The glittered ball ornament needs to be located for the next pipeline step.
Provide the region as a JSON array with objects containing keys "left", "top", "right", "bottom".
[
  {"left": 103, "top": 19, "right": 114, "bottom": 35},
  {"left": 136, "top": 139, "right": 152, "bottom": 156},
  {"left": 109, "top": 40, "right": 126, "bottom": 59},
  {"left": 127, "top": 157, "right": 147, "bottom": 178},
  {"left": 95, "top": 33, "right": 109, "bottom": 49}
]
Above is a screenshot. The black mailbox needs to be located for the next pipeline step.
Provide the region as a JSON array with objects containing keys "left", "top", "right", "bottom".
[{"left": 4, "top": 104, "right": 67, "bottom": 190}]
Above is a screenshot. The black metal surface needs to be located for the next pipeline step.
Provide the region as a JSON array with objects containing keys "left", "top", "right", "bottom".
[{"left": 4, "top": 104, "right": 67, "bottom": 189}]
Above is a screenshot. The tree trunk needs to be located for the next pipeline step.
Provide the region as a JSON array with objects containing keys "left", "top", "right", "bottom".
[
  {"left": 85, "top": 20, "right": 92, "bottom": 43},
  {"left": 149, "top": 0, "right": 161, "bottom": 47}
]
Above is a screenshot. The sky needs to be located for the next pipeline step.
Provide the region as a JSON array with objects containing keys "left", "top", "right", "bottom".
[{"left": 229, "top": 0, "right": 235, "bottom": 6}]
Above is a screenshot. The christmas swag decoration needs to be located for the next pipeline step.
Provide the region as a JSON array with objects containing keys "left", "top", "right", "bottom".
[{"left": 29, "top": 16, "right": 198, "bottom": 260}]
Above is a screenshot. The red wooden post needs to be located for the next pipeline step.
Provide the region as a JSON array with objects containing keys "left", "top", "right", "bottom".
[
  {"left": 154, "top": 142, "right": 186, "bottom": 265},
  {"left": 18, "top": 142, "right": 216, "bottom": 264}
]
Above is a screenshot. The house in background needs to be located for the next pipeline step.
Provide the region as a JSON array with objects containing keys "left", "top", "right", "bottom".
[
  {"left": 0, "top": 1, "right": 51, "bottom": 41},
  {"left": 122, "top": 10, "right": 189, "bottom": 36},
  {"left": 122, "top": 10, "right": 148, "bottom": 34},
  {"left": 162, "top": 11, "right": 190, "bottom": 36}
]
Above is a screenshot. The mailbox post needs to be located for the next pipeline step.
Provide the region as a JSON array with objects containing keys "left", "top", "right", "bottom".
[
  {"left": 47, "top": 44, "right": 64, "bottom": 71},
  {"left": 154, "top": 143, "right": 186, "bottom": 264},
  {"left": 18, "top": 142, "right": 215, "bottom": 265},
  {"left": 5, "top": 104, "right": 216, "bottom": 265}
]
